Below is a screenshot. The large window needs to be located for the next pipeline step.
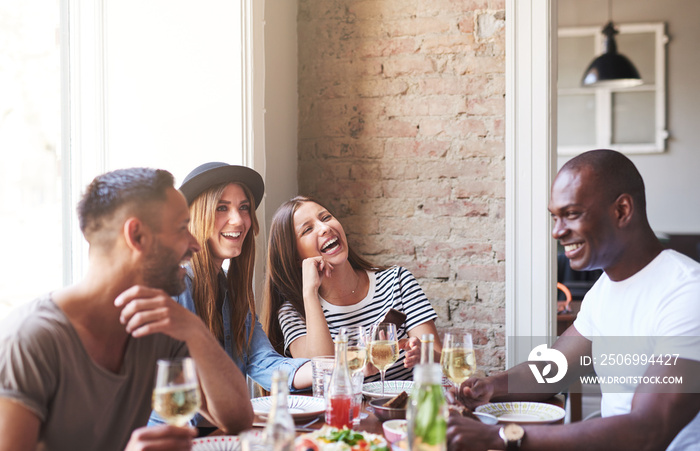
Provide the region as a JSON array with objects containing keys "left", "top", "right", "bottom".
[
  {"left": 1, "top": 0, "right": 253, "bottom": 319},
  {"left": 558, "top": 23, "right": 668, "bottom": 155},
  {"left": 0, "top": 0, "right": 62, "bottom": 318},
  {"left": 102, "top": 0, "right": 246, "bottom": 176}
]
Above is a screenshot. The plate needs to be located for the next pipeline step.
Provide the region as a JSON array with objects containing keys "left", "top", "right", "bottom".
[
  {"left": 191, "top": 435, "right": 240, "bottom": 451},
  {"left": 297, "top": 426, "right": 388, "bottom": 450},
  {"left": 251, "top": 395, "right": 325, "bottom": 422},
  {"left": 362, "top": 380, "right": 414, "bottom": 398},
  {"left": 475, "top": 402, "right": 566, "bottom": 424}
]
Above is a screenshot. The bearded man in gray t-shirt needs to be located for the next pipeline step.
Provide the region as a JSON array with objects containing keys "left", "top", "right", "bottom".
[{"left": 0, "top": 168, "right": 254, "bottom": 451}]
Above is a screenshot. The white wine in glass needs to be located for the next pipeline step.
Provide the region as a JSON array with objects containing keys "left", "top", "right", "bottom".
[
  {"left": 347, "top": 346, "right": 368, "bottom": 374},
  {"left": 440, "top": 332, "right": 476, "bottom": 388},
  {"left": 152, "top": 357, "right": 201, "bottom": 426},
  {"left": 342, "top": 326, "right": 368, "bottom": 374},
  {"left": 369, "top": 323, "right": 399, "bottom": 396}
]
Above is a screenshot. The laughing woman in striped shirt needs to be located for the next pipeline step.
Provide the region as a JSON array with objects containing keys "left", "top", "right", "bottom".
[{"left": 262, "top": 196, "right": 441, "bottom": 382}]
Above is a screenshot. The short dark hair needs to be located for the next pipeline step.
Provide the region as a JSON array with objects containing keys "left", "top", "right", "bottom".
[
  {"left": 561, "top": 149, "right": 646, "bottom": 213},
  {"left": 77, "top": 168, "right": 175, "bottom": 240}
]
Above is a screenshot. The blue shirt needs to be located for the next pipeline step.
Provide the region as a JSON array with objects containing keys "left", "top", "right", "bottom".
[{"left": 149, "top": 267, "right": 308, "bottom": 427}]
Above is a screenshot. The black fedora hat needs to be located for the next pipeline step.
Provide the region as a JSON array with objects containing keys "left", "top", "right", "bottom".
[{"left": 179, "top": 162, "right": 264, "bottom": 209}]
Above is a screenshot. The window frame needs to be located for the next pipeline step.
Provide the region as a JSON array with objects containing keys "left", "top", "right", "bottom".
[
  {"left": 61, "top": 0, "right": 260, "bottom": 284},
  {"left": 505, "top": 0, "right": 558, "bottom": 366},
  {"left": 557, "top": 22, "right": 668, "bottom": 156}
]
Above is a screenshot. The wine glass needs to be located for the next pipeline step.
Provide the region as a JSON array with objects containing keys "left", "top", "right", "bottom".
[
  {"left": 342, "top": 326, "right": 368, "bottom": 375},
  {"left": 369, "top": 322, "right": 399, "bottom": 396},
  {"left": 341, "top": 326, "right": 368, "bottom": 424},
  {"left": 152, "top": 357, "right": 202, "bottom": 426},
  {"left": 440, "top": 332, "right": 476, "bottom": 388}
]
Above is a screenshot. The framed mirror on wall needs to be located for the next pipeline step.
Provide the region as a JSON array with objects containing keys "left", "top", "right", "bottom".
[{"left": 558, "top": 23, "right": 668, "bottom": 155}]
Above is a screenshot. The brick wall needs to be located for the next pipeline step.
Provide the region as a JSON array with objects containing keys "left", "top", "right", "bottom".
[{"left": 297, "top": 0, "right": 506, "bottom": 373}]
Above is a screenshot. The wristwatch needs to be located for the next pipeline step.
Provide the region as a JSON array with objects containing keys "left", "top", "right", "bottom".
[{"left": 499, "top": 423, "right": 525, "bottom": 450}]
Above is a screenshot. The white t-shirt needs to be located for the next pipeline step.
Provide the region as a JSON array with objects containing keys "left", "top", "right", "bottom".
[
  {"left": 279, "top": 266, "right": 437, "bottom": 381},
  {"left": 574, "top": 249, "right": 700, "bottom": 450}
]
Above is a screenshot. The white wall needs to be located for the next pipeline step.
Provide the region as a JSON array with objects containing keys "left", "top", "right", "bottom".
[
  {"left": 558, "top": 0, "right": 700, "bottom": 234},
  {"left": 263, "top": 0, "right": 299, "bottom": 229}
]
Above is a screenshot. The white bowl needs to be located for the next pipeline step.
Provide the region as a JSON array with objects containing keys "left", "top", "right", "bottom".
[{"left": 382, "top": 419, "right": 408, "bottom": 444}]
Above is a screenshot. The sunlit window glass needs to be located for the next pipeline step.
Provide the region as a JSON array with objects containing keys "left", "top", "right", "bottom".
[{"left": 0, "top": 1, "right": 61, "bottom": 319}]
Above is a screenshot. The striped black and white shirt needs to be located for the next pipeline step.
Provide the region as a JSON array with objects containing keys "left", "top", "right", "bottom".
[{"left": 278, "top": 266, "right": 437, "bottom": 382}]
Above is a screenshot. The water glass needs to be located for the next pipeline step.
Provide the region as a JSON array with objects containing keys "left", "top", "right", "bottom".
[
  {"left": 311, "top": 355, "right": 335, "bottom": 398},
  {"left": 351, "top": 370, "right": 365, "bottom": 426},
  {"left": 239, "top": 429, "right": 272, "bottom": 451}
]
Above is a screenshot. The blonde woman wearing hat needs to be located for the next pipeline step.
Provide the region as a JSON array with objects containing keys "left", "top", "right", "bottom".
[{"left": 149, "top": 162, "right": 311, "bottom": 432}]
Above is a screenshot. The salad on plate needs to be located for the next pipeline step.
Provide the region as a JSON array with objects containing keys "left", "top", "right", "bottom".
[{"left": 295, "top": 426, "right": 389, "bottom": 451}]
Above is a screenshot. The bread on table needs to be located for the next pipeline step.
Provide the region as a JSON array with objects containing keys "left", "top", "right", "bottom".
[{"left": 383, "top": 391, "right": 408, "bottom": 409}]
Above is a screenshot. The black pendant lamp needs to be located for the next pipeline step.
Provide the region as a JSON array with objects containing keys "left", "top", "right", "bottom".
[{"left": 581, "top": 1, "right": 642, "bottom": 88}]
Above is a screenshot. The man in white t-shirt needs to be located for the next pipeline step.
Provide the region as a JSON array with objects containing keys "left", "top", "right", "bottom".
[
  {"left": 446, "top": 149, "right": 700, "bottom": 450},
  {"left": 0, "top": 168, "right": 254, "bottom": 451}
]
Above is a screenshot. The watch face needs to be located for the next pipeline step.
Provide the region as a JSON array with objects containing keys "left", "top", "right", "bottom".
[{"left": 504, "top": 423, "right": 525, "bottom": 440}]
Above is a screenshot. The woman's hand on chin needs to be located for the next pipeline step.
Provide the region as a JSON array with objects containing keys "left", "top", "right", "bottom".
[{"left": 301, "top": 256, "right": 333, "bottom": 297}]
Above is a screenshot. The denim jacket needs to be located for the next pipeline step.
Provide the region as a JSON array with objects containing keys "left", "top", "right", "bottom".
[{"left": 149, "top": 266, "right": 308, "bottom": 427}]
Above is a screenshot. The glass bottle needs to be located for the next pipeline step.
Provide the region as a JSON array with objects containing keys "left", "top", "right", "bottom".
[
  {"left": 262, "top": 369, "right": 295, "bottom": 451},
  {"left": 407, "top": 363, "right": 448, "bottom": 451},
  {"left": 420, "top": 334, "right": 434, "bottom": 364},
  {"left": 325, "top": 331, "right": 354, "bottom": 429}
]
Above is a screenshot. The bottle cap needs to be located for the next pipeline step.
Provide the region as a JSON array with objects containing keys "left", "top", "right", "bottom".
[{"left": 335, "top": 329, "right": 348, "bottom": 343}]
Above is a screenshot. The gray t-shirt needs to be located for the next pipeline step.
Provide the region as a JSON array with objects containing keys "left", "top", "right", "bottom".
[{"left": 0, "top": 295, "right": 188, "bottom": 451}]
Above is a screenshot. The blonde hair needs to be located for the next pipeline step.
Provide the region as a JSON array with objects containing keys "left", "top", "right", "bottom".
[{"left": 189, "top": 182, "right": 259, "bottom": 359}]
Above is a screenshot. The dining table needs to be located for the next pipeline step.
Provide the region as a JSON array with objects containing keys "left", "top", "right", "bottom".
[
  {"left": 210, "top": 392, "right": 386, "bottom": 437},
  {"left": 206, "top": 391, "right": 566, "bottom": 442}
]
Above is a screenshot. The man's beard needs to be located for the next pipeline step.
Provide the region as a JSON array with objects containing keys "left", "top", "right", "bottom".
[{"left": 142, "top": 239, "right": 187, "bottom": 296}]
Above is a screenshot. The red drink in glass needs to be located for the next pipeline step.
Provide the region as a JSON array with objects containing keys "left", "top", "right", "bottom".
[{"left": 326, "top": 395, "right": 353, "bottom": 429}]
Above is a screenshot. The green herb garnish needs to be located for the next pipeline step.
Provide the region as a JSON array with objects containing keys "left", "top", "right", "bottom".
[{"left": 327, "top": 427, "right": 364, "bottom": 445}]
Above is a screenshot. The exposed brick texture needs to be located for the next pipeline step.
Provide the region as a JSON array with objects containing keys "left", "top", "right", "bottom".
[{"left": 297, "top": 0, "right": 506, "bottom": 373}]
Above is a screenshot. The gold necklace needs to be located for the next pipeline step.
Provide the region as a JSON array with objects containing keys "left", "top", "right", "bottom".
[{"left": 321, "top": 270, "right": 362, "bottom": 301}]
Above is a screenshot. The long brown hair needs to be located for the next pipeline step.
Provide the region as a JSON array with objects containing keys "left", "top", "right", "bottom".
[
  {"left": 188, "top": 182, "right": 259, "bottom": 359},
  {"left": 262, "top": 196, "right": 384, "bottom": 355}
]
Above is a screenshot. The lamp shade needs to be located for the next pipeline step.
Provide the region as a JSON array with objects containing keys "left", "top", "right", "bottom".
[{"left": 581, "top": 22, "right": 642, "bottom": 88}]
